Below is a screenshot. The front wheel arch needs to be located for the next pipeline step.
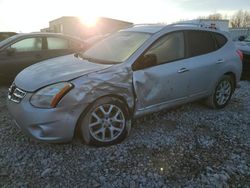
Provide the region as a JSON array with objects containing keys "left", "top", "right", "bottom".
[{"left": 75, "top": 95, "right": 132, "bottom": 146}]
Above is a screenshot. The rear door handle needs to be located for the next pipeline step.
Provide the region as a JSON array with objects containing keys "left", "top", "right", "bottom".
[
  {"left": 217, "top": 59, "right": 225, "bottom": 64},
  {"left": 178, "top": 68, "right": 189, "bottom": 73}
]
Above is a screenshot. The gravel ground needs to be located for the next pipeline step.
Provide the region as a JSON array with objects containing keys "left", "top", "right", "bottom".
[{"left": 0, "top": 82, "right": 250, "bottom": 188}]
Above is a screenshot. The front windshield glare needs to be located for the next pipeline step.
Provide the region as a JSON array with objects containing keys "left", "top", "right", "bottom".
[{"left": 82, "top": 31, "right": 151, "bottom": 63}]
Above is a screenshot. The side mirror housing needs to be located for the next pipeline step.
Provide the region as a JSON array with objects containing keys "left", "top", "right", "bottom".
[
  {"left": 143, "top": 54, "right": 157, "bottom": 67},
  {"left": 132, "top": 53, "right": 157, "bottom": 71}
]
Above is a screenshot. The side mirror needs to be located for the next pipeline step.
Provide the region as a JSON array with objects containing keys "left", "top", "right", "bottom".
[
  {"left": 6, "top": 48, "right": 16, "bottom": 56},
  {"left": 132, "top": 53, "right": 157, "bottom": 71},
  {"left": 238, "top": 36, "right": 245, "bottom": 42},
  {"left": 142, "top": 54, "right": 157, "bottom": 67}
]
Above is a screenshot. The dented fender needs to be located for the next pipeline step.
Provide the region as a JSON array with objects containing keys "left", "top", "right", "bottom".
[{"left": 64, "top": 66, "right": 136, "bottom": 115}]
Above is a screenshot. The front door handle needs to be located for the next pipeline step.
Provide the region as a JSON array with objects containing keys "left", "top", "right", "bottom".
[{"left": 178, "top": 68, "right": 189, "bottom": 73}]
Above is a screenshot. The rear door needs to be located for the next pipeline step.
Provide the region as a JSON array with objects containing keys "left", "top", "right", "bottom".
[
  {"left": 133, "top": 31, "right": 190, "bottom": 110},
  {"left": 0, "top": 37, "right": 43, "bottom": 82},
  {"left": 184, "top": 30, "right": 224, "bottom": 97}
]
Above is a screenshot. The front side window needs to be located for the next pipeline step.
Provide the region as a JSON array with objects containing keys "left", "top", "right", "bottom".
[
  {"left": 186, "top": 30, "right": 216, "bottom": 57},
  {"left": 10, "top": 37, "right": 42, "bottom": 52},
  {"left": 144, "top": 31, "right": 185, "bottom": 65},
  {"left": 82, "top": 31, "right": 151, "bottom": 64},
  {"left": 47, "top": 37, "right": 69, "bottom": 50}
]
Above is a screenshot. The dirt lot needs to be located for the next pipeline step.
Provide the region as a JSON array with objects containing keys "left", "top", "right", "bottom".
[{"left": 0, "top": 82, "right": 250, "bottom": 188}]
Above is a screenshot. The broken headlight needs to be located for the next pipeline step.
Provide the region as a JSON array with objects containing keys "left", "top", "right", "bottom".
[{"left": 30, "top": 82, "right": 73, "bottom": 108}]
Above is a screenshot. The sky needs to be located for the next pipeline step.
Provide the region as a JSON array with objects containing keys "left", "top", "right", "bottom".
[{"left": 0, "top": 0, "right": 250, "bottom": 32}]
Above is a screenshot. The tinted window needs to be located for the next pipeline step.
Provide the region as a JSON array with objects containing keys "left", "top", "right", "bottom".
[
  {"left": 214, "top": 33, "right": 227, "bottom": 49},
  {"left": 186, "top": 31, "right": 216, "bottom": 57},
  {"left": 11, "top": 38, "right": 42, "bottom": 52},
  {"left": 47, "top": 37, "right": 69, "bottom": 50},
  {"left": 145, "top": 32, "right": 185, "bottom": 65}
]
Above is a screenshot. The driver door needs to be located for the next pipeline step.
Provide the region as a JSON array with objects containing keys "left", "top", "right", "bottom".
[{"left": 132, "top": 31, "right": 190, "bottom": 111}]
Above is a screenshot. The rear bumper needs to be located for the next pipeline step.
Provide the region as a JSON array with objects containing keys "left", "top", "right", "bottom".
[{"left": 241, "top": 52, "right": 250, "bottom": 80}]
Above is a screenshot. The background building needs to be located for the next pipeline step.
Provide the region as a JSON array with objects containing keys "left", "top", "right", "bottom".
[
  {"left": 177, "top": 19, "right": 230, "bottom": 31},
  {"left": 229, "top": 27, "right": 250, "bottom": 39},
  {"left": 41, "top": 16, "right": 133, "bottom": 39}
]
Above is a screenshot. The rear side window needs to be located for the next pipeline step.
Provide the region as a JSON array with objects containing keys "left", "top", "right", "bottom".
[
  {"left": 214, "top": 33, "right": 227, "bottom": 49},
  {"left": 47, "top": 37, "right": 69, "bottom": 50},
  {"left": 186, "top": 30, "right": 217, "bottom": 57}
]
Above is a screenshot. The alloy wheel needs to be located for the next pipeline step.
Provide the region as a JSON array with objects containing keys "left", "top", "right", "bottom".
[
  {"left": 215, "top": 80, "right": 232, "bottom": 106},
  {"left": 88, "top": 104, "right": 125, "bottom": 142}
]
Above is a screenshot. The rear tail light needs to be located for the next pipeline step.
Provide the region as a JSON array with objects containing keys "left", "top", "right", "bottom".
[{"left": 236, "top": 50, "right": 243, "bottom": 61}]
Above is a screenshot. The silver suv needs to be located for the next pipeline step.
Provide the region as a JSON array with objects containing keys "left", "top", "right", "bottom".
[{"left": 7, "top": 24, "right": 242, "bottom": 146}]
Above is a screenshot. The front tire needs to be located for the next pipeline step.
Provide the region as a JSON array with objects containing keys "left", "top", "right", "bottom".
[
  {"left": 206, "top": 75, "right": 234, "bottom": 109},
  {"left": 79, "top": 97, "right": 131, "bottom": 146}
]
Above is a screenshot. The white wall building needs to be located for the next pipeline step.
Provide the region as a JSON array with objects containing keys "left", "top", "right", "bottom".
[{"left": 178, "top": 19, "right": 229, "bottom": 31}]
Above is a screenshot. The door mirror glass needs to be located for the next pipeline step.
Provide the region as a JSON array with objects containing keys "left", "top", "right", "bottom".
[
  {"left": 143, "top": 53, "right": 157, "bottom": 67},
  {"left": 132, "top": 53, "right": 157, "bottom": 71}
]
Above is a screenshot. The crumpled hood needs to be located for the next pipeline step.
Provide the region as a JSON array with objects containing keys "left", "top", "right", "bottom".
[{"left": 15, "top": 54, "right": 112, "bottom": 92}]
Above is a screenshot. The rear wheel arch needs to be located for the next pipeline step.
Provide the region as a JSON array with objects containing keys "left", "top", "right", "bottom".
[
  {"left": 224, "top": 72, "right": 236, "bottom": 89},
  {"left": 206, "top": 74, "right": 235, "bottom": 109}
]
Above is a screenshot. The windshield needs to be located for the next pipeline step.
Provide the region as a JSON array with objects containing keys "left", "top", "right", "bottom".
[{"left": 81, "top": 31, "right": 151, "bottom": 64}]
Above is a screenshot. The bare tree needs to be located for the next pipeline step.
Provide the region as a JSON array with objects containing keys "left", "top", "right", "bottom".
[
  {"left": 198, "top": 13, "right": 223, "bottom": 20},
  {"left": 208, "top": 13, "right": 223, "bottom": 20},
  {"left": 231, "top": 10, "right": 250, "bottom": 28}
]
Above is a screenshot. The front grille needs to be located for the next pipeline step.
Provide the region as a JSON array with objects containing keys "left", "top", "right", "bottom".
[{"left": 8, "top": 84, "right": 27, "bottom": 103}]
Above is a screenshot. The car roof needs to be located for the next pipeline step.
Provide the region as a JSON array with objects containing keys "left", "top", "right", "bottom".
[
  {"left": 123, "top": 24, "right": 166, "bottom": 34},
  {"left": 122, "top": 23, "right": 226, "bottom": 35},
  {"left": 12, "top": 32, "right": 83, "bottom": 40}
]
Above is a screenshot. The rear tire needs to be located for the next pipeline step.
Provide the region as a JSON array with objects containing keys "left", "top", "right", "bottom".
[
  {"left": 78, "top": 97, "right": 131, "bottom": 146},
  {"left": 206, "top": 75, "right": 234, "bottom": 109}
]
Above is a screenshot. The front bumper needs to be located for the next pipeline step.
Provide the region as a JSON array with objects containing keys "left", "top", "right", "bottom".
[{"left": 7, "top": 92, "right": 87, "bottom": 143}]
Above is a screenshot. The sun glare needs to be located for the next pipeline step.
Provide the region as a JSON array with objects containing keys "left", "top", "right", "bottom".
[{"left": 80, "top": 16, "right": 99, "bottom": 27}]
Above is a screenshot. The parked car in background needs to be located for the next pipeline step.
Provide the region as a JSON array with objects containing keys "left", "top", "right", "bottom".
[
  {"left": 0, "top": 33, "right": 85, "bottom": 84},
  {"left": 235, "top": 35, "right": 250, "bottom": 80},
  {"left": 7, "top": 24, "right": 242, "bottom": 146},
  {"left": 0, "top": 32, "right": 17, "bottom": 42}
]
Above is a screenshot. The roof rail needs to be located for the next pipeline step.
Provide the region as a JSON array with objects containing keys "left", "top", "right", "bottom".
[
  {"left": 132, "top": 23, "right": 166, "bottom": 27},
  {"left": 168, "top": 22, "right": 219, "bottom": 30}
]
